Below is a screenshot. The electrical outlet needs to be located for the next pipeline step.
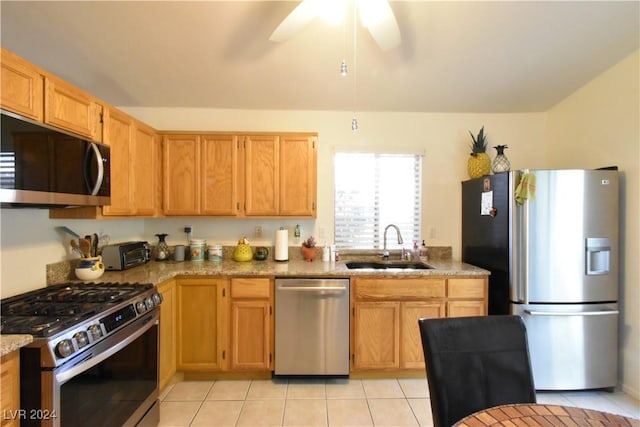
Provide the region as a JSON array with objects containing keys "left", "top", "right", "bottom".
[
  {"left": 184, "top": 226, "right": 193, "bottom": 234},
  {"left": 254, "top": 226, "right": 263, "bottom": 238}
]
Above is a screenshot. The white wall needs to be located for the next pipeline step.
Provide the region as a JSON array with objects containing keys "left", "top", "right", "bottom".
[
  {"left": 545, "top": 50, "right": 640, "bottom": 397},
  {"left": 0, "top": 209, "right": 145, "bottom": 297}
]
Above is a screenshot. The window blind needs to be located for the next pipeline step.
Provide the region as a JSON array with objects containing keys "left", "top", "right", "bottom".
[{"left": 334, "top": 152, "right": 421, "bottom": 250}]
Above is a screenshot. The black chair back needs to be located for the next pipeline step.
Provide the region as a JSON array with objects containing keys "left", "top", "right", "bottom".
[{"left": 418, "top": 315, "right": 536, "bottom": 427}]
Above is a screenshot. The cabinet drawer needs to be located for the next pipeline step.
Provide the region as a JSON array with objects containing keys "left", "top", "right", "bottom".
[
  {"left": 354, "top": 278, "right": 446, "bottom": 300},
  {"left": 448, "top": 278, "right": 485, "bottom": 298},
  {"left": 231, "top": 278, "right": 271, "bottom": 299}
]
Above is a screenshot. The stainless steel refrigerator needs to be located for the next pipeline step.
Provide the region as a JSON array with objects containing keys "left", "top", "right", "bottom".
[{"left": 461, "top": 169, "right": 619, "bottom": 391}]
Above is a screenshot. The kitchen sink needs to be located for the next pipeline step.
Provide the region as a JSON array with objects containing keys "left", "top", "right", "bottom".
[{"left": 345, "top": 261, "right": 434, "bottom": 270}]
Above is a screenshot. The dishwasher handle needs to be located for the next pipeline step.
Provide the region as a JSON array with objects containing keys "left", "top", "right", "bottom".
[{"left": 277, "top": 285, "right": 347, "bottom": 292}]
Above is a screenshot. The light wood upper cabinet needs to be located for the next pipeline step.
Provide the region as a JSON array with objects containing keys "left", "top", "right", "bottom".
[
  {"left": 1, "top": 47, "right": 44, "bottom": 121},
  {"left": 243, "top": 133, "right": 316, "bottom": 217},
  {"left": 176, "top": 278, "right": 227, "bottom": 371},
  {"left": 158, "top": 280, "right": 177, "bottom": 391},
  {"left": 132, "top": 121, "right": 159, "bottom": 216},
  {"left": 279, "top": 134, "right": 317, "bottom": 216},
  {"left": 44, "top": 75, "right": 103, "bottom": 141},
  {"left": 201, "top": 134, "right": 239, "bottom": 216},
  {"left": 244, "top": 135, "right": 279, "bottom": 216},
  {"left": 102, "top": 108, "right": 134, "bottom": 215},
  {"left": 162, "top": 132, "right": 316, "bottom": 217},
  {"left": 163, "top": 134, "right": 201, "bottom": 215}
]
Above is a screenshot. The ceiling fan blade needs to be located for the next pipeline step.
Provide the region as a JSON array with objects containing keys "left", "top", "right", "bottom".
[
  {"left": 359, "top": 0, "right": 401, "bottom": 50},
  {"left": 269, "top": 0, "right": 318, "bottom": 42}
]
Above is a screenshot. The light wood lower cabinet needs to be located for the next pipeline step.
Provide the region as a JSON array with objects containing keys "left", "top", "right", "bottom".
[
  {"left": 351, "top": 276, "right": 487, "bottom": 372},
  {"left": 176, "top": 278, "right": 228, "bottom": 371},
  {"left": 229, "top": 278, "right": 273, "bottom": 371},
  {"left": 353, "top": 301, "right": 401, "bottom": 370},
  {"left": 158, "top": 279, "right": 176, "bottom": 390},
  {"left": 447, "top": 278, "right": 487, "bottom": 317},
  {"left": 0, "top": 351, "right": 20, "bottom": 427}
]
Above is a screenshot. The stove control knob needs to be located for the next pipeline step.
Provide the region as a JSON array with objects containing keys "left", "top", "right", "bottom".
[
  {"left": 152, "top": 293, "right": 163, "bottom": 306},
  {"left": 56, "top": 339, "right": 75, "bottom": 358},
  {"left": 88, "top": 324, "right": 102, "bottom": 341},
  {"left": 136, "top": 301, "right": 147, "bottom": 313},
  {"left": 145, "top": 297, "right": 154, "bottom": 309},
  {"left": 74, "top": 331, "right": 89, "bottom": 349}
]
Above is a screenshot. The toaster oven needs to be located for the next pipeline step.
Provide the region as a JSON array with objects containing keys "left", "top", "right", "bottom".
[{"left": 102, "top": 241, "right": 150, "bottom": 270}]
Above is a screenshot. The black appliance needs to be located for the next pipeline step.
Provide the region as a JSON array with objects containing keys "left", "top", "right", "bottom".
[
  {"left": 101, "top": 241, "right": 151, "bottom": 271},
  {"left": 0, "top": 110, "right": 110, "bottom": 207},
  {"left": 0, "top": 283, "right": 162, "bottom": 427}
]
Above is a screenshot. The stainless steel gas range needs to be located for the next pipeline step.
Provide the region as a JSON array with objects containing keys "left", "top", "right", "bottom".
[{"left": 0, "top": 282, "right": 162, "bottom": 427}]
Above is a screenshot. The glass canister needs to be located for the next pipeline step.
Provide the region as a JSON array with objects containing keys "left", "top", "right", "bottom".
[
  {"left": 207, "top": 244, "right": 223, "bottom": 261},
  {"left": 189, "top": 239, "right": 206, "bottom": 261}
]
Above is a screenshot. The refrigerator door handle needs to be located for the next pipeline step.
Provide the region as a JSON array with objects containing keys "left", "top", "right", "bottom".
[{"left": 524, "top": 309, "right": 619, "bottom": 317}]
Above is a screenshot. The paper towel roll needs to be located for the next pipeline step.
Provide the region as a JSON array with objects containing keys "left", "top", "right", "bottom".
[{"left": 275, "top": 229, "right": 289, "bottom": 261}]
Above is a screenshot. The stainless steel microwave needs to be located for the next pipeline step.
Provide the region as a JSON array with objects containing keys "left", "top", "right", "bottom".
[{"left": 0, "top": 110, "right": 111, "bottom": 207}]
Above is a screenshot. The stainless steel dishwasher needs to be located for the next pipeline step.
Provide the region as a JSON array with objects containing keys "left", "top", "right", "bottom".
[{"left": 275, "top": 278, "right": 350, "bottom": 376}]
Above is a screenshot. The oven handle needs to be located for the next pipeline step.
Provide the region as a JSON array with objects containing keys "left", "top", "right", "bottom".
[{"left": 56, "top": 311, "right": 158, "bottom": 384}]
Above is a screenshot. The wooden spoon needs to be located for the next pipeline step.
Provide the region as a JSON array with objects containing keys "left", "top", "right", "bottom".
[{"left": 79, "top": 238, "right": 92, "bottom": 258}]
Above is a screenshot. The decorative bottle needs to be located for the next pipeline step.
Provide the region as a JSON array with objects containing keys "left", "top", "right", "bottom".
[
  {"left": 492, "top": 145, "right": 511, "bottom": 173},
  {"left": 155, "top": 233, "right": 169, "bottom": 261}
]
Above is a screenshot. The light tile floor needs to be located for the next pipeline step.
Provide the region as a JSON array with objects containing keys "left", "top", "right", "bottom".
[{"left": 159, "top": 378, "right": 640, "bottom": 426}]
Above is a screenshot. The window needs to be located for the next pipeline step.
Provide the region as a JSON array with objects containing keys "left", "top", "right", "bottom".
[{"left": 334, "top": 152, "right": 421, "bottom": 250}]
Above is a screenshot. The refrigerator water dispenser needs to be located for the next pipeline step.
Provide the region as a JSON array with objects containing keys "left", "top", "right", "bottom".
[{"left": 586, "top": 237, "right": 611, "bottom": 275}]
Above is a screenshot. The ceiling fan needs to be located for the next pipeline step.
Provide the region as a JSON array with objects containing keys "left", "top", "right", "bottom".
[{"left": 269, "top": 0, "right": 401, "bottom": 51}]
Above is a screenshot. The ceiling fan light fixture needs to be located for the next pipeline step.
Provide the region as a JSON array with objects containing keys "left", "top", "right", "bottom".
[
  {"left": 317, "top": 0, "right": 347, "bottom": 25},
  {"left": 270, "top": 0, "right": 400, "bottom": 50},
  {"left": 356, "top": 0, "right": 388, "bottom": 28}
]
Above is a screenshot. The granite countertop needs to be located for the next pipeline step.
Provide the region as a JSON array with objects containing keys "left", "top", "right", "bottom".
[
  {"left": 0, "top": 334, "right": 33, "bottom": 357},
  {"left": 84, "top": 257, "right": 489, "bottom": 286}
]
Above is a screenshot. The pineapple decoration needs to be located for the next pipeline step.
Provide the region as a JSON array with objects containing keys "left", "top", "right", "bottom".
[{"left": 467, "top": 126, "right": 492, "bottom": 178}]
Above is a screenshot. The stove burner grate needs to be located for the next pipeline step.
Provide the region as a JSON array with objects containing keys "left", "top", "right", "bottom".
[{"left": 0, "top": 282, "right": 153, "bottom": 337}]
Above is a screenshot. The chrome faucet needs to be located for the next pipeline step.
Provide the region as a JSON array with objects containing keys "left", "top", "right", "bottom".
[{"left": 381, "top": 224, "right": 404, "bottom": 259}]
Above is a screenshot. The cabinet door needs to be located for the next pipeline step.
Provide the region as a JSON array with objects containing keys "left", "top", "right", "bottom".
[
  {"left": 158, "top": 280, "right": 176, "bottom": 390},
  {"left": 244, "top": 135, "right": 279, "bottom": 216},
  {"left": 177, "top": 278, "right": 227, "bottom": 371},
  {"left": 0, "top": 351, "right": 20, "bottom": 427},
  {"left": 230, "top": 300, "right": 271, "bottom": 370},
  {"left": 353, "top": 302, "right": 400, "bottom": 370},
  {"left": 132, "top": 122, "right": 158, "bottom": 216},
  {"left": 447, "top": 278, "right": 487, "bottom": 317},
  {"left": 1, "top": 48, "right": 43, "bottom": 121},
  {"left": 201, "top": 134, "right": 239, "bottom": 215},
  {"left": 400, "top": 302, "right": 445, "bottom": 369},
  {"left": 44, "top": 77, "right": 103, "bottom": 141},
  {"left": 163, "top": 135, "right": 201, "bottom": 215},
  {"left": 102, "top": 108, "right": 134, "bottom": 215},
  {"left": 279, "top": 135, "right": 316, "bottom": 216},
  {"left": 447, "top": 301, "right": 486, "bottom": 317}
]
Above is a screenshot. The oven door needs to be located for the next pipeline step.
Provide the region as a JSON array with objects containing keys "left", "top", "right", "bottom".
[{"left": 42, "top": 310, "right": 159, "bottom": 427}]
